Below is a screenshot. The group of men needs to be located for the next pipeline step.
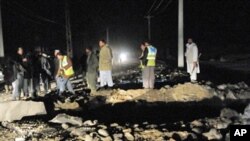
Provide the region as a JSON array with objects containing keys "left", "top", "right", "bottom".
[
  {"left": 3, "top": 39, "right": 114, "bottom": 100},
  {"left": 3, "top": 38, "right": 199, "bottom": 100},
  {"left": 139, "top": 38, "right": 200, "bottom": 89},
  {"left": 7, "top": 47, "right": 52, "bottom": 100}
]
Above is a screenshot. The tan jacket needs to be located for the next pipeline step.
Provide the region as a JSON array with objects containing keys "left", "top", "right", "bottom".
[{"left": 99, "top": 45, "right": 113, "bottom": 71}]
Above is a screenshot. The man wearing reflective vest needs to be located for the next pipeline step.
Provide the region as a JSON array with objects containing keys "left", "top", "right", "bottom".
[
  {"left": 141, "top": 41, "right": 157, "bottom": 89},
  {"left": 56, "top": 52, "right": 75, "bottom": 95}
]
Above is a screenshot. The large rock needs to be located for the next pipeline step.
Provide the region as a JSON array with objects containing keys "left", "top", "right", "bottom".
[
  {"left": 0, "top": 101, "right": 47, "bottom": 122},
  {"left": 202, "top": 129, "right": 222, "bottom": 140},
  {"left": 50, "top": 114, "right": 83, "bottom": 126},
  {"left": 220, "top": 108, "right": 239, "bottom": 119}
]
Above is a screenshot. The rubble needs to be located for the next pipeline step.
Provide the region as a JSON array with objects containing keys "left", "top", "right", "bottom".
[
  {"left": 0, "top": 72, "right": 249, "bottom": 140},
  {"left": 50, "top": 114, "right": 83, "bottom": 126},
  {"left": 0, "top": 101, "right": 47, "bottom": 122}
]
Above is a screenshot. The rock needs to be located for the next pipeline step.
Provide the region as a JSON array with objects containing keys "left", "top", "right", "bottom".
[
  {"left": 133, "top": 124, "right": 139, "bottom": 128},
  {"left": 84, "top": 134, "right": 93, "bottom": 141},
  {"left": 172, "top": 131, "right": 189, "bottom": 141},
  {"left": 242, "top": 104, "right": 250, "bottom": 120},
  {"left": 98, "top": 125, "right": 108, "bottom": 129},
  {"left": 190, "top": 120, "right": 203, "bottom": 128},
  {"left": 113, "top": 133, "right": 123, "bottom": 140},
  {"left": 202, "top": 129, "right": 222, "bottom": 140},
  {"left": 227, "top": 84, "right": 240, "bottom": 90},
  {"left": 238, "top": 90, "right": 250, "bottom": 99},
  {"left": 220, "top": 108, "right": 239, "bottom": 119},
  {"left": 206, "top": 81, "right": 213, "bottom": 86},
  {"left": 15, "top": 137, "right": 25, "bottom": 141},
  {"left": 61, "top": 123, "right": 69, "bottom": 130},
  {"left": 98, "top": 129, "right": 109, "bottom": 137},
  {"left": 83, "top": 120, "right": 98, "bottom": 126},
  {"left": 137, "top": 129, "right": 164, "bottom": 140},
  {"left": 123, "top": 128, "right": 132, "bottom": 133},
  {"left": 226, "top": 90, "right": 237, "bottom": 100},
  {"left": 0, "top": 101, "right": 47, "bottom": 122},
  {"left": 124, "top": 132, "right": 134, "bottom": 141},
  {"left": 188, "top": 133, "right": 198, "bottom": 140},
  {"left": 110, "top": 123, "right": 119, "bottom": 127},
  {"left": 192, "top": 128, "right": 202, "bottom": 134},
  {"left": 146, "top": 124, "right": 158, "bottom": 129},
  {"left": 237, "top": 82, "right": 249, "bottom": 89},
  {"left": 215, "top": 118, "right": 232, "bottom": 129},
  {"left": 217, "top": 84, "right": 227, "bottom": 90},
  {"left": 54, "top": 101, "right": 80, "bottom": 110},
  {"left": 100, "top": 136, "right": 112, "bottom": 141},
  {"left": 50, "top": 114, "right": 83, "bottom": 126}
]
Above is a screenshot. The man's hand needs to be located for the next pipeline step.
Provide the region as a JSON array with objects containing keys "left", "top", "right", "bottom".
[
  {"left": 23, "top": 58, "right": 27, "bottom": 62},
  {"left": 193, "top": 62, "right": 198, "bottom": 67}
]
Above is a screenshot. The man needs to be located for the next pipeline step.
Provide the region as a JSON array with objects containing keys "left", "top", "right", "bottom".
[
  {"left": 54, "top": 50, "right": 60, "bottom": 90},
  {"left": 141, "top": 41, "right": 157, "bottom": 89},
  {"left": 56, "top": 52, "right": 75, "bottom": 95},
  {"left": 22, "top": 52, "right": 33, "bottom": 98},
  {"left": 185, "top": 38, "right": 200, "bottom": 82},
  {"left": 13, "top": 47, "right": 26, "bottom": 100},
  {"left": 85, "top": 47, "right": 98, "bottom": 93},
  {"left": 98, "top": 39, "right": 113, "bottom": 89},
  {"left": 40, "top": 52, "right": 52, "bottom": 94}
]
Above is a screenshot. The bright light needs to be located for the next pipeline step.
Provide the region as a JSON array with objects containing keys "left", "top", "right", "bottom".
[{"left": 119, "top": 53, "right": 127, "bottom": 62}]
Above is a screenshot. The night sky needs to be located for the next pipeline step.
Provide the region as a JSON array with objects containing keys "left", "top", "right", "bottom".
[{"left": 1, "top": 0, "right": 250, "bottom": 60}]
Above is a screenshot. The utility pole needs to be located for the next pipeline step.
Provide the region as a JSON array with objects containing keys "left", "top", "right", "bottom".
[
  {"left": 145, "top": 15, "right": 153, "bottom": 41},
  {"left": 106, "top": 27, "right": 109, "bottom": 44},
  {"left": 65, "top": 0, "right": 73, "bottom": 58},
  {"left": 178, "top": 0, "right": 184, "bottom": 67},
  {"left": 0, "top": 0, "right": 4, "bottom": 57}
]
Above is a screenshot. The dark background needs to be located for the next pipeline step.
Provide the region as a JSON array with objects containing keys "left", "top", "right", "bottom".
[{"left": 1, "top": 0, "right": 250, "bottom": 61}]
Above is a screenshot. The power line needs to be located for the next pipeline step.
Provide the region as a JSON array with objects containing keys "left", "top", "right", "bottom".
[
  {"left": 150, "top": 0, "right": 164, "bottom": 15},
  {"left": 154, "top": 0, "right": 173, "bottom": 17},
  {"left": 4, "top": 0, "right": 64, "bottom": 26},
  {"left": 146, "top": 0, "right": 158, "bottom": 16}
]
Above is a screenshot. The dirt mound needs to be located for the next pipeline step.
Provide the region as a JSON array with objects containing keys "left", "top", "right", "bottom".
[
  {"left": 107, "top": 89, "right": 148, "bottom": 103},
  {"left": 166, "top": 83, "right": 213, "bottom": 101},
  {"left": 106, "top": 83, "right": 213, "bottom": 104}
]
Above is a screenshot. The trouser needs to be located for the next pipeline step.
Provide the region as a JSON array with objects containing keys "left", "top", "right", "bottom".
[
  {"left": 4, "top": 84, "right": 12, "bottom": 94},
  {"left": 57, "top": 77, "right": 75, "bottom": 95},
  {"left": 142, "top": 66, "right": 155, "bottom": 89},
  {"left": 41, "top": 76, "right": 49, "bottom": 93},
  {"left": 33, "top": 77, "right": 40, "bottom": 96},
  {"left": 12, "top": 79, "right": 19, "bottom": 100},
  {"left": 86, "top": 72, "right": 97, "bottom": 92},
  {"left": 187, "top": 63, "right": 198, "bottom": 81},
  {"left": 99, "top": 70, "right": 113, "bottom": 87},
  {"left": 23, "top": 78, "right": 34, "bottom": 97}
]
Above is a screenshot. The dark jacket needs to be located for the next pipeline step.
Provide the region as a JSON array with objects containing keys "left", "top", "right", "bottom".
[
  {"left": 141, "top": 48, "right": 148, "bottom": 66},
  {"left": 15, "top": 54, "right": 27, "bottom": 75},
  {"left": 40, "top": 56, "right": 52, "bottom": 78},
  {"left": 53, "top": 57, "right": 59, "bottom": 77},
  {"left": 86, "top": 52, "right": 98, "bottom": 73},
  {"left": 3, "top": 58, "right": 17, "bottom": 83}
]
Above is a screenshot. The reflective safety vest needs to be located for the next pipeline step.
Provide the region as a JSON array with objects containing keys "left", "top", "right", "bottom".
[
  {"left": 146, "top": 46, "right": 157, "bottom": 66},
  {"left": 60, "top": 56, "right": 74, "bottom": 77}
]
